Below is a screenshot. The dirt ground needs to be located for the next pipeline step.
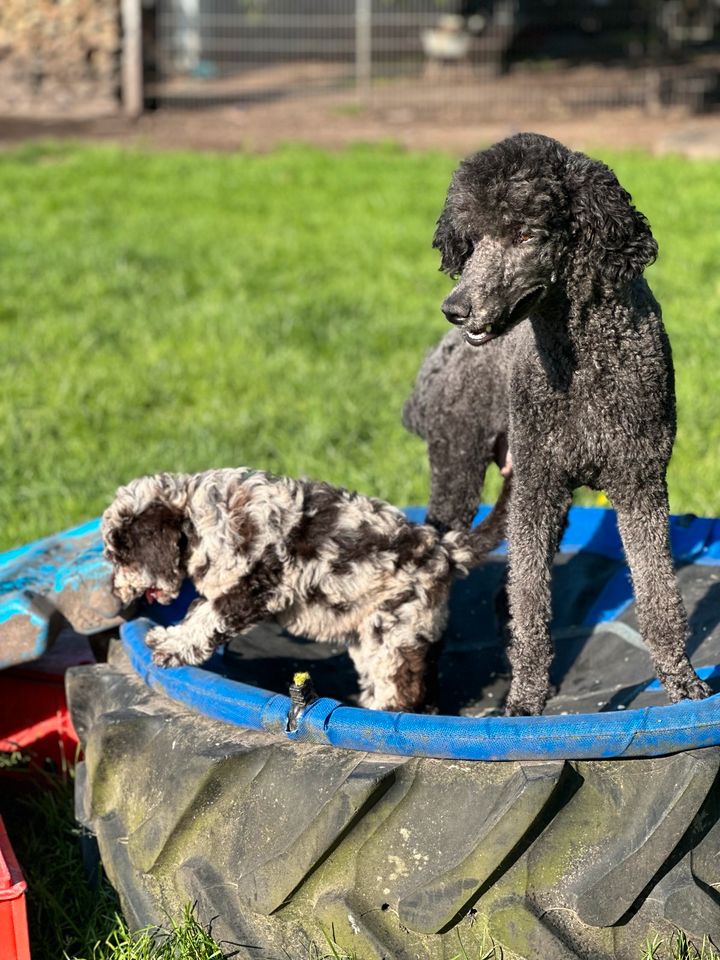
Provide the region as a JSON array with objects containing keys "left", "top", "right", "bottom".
[
  {"left": 2, "top": 100, "right": 719, "bottom": 157},
  {"left": 1, "top": 57, "right": 719, "bottom": 156}
]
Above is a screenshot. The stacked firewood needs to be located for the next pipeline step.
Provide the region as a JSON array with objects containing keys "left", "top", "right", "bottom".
[{"left": 0, "top": 0, "right": 120, "bottom": 115}]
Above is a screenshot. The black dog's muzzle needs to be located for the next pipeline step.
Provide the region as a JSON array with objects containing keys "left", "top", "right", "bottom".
[{"left": 462, "top": 285, "right": 546, "bottom": 347}]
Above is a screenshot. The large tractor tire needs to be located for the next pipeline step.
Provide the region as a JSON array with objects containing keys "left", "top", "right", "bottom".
[{"left": 67, "top": 641, "right": 720, "bottom": 959}]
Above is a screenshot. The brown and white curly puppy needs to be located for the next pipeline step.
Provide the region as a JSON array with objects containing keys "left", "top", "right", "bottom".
[{"left": 102, "top": 468, "right": 510, "bottom": 712}]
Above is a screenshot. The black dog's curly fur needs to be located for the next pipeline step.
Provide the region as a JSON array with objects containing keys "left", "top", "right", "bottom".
[{"left": 404, "top": 132, "right": 711, "bottom": 715}]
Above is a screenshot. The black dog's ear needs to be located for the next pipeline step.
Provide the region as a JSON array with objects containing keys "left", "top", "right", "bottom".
[
  {"left": 566, "top": 154, "right": 658, "bottom": 284},
  {"left": 433, "top": 206, "right": 473, "bottom": 278}
]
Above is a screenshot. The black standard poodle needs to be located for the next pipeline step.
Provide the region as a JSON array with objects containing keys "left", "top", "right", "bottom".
[{"left": 403, "top": 132, "right": 711, "bottom": 715}]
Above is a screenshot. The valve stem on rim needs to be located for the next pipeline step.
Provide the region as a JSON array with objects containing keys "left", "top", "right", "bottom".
[{"left": 287, "top": 671, "right": 318, "bottom": 731}]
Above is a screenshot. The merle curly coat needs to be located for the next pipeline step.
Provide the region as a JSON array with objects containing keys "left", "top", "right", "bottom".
[
  {"left": 403, "top": 132, "right": 711, "bottom": 715},
  {"left": 102, "top": 468, "right": 509, "bottom": 712}
]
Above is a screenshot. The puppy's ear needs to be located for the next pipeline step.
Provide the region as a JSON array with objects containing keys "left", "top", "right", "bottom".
[
  {"left": 566, "top": 154, "right": 658, "bottom": 284},
  {"left": 101, "top": 509, "right": 132, "bottom": 560},
  {"left": 104, "top": 523, "right": 128, "bottom": 558},
  {"left": 433, "top": 206, "right": 473, "bottom": 279},
  {"left": 102, "top": 502, "right": 182, "bottom": 564},
  {"left": 102, "top": 473, "right": 190, "bottom": 558},
  {"left": 140, "top": 503, "right": 184, "bottom": 536}
]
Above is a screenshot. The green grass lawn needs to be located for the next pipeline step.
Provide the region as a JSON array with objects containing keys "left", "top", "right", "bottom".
[{"left": 0, "top": 141, "right": 719, "bottom": 551}]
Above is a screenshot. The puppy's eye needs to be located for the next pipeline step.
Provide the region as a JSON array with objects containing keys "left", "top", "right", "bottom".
[{"left": 516, "top": 230, "right": 533, "bottom": 244}]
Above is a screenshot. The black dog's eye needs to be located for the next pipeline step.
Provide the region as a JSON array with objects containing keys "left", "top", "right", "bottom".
[{"left": 516, "top": 230, "right": 533, "bottom": 244}]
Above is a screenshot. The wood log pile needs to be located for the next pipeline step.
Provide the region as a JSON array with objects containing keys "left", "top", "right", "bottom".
[{"left": 0, "top": 0, "right": 120, "bottom": 116}]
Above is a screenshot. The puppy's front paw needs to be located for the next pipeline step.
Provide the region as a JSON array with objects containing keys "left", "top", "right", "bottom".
[
  {"left": 146, "top": 625, "right": 192, "bottom": 668},
  {"left": 146, "top": 623, "right": 214, "bottom": 668},
  {"left": 145, "top": 625, "right": 169, "bottom": 653},
  {"left": 151, "top": 646, "right": 190, "bottom": 668}
]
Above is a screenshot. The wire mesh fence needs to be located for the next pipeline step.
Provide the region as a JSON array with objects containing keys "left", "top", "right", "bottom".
[{"left": 144, "top": 0, "right": 720, "bottom": 116}]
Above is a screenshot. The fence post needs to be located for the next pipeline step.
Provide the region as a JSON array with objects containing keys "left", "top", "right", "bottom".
[
  {"left": 121, "top": 0, "right": 143, "bottom": 117},
  {"left": 355, "top": 0, "right": 372, "bottom": 102}
]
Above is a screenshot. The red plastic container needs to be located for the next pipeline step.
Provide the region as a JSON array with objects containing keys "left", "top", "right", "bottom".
[
  {"left": 0, "top": 633, "right": 94, "bottom": 773},
  {"left": 0, "top": 816, "right": 30, "bottom": 960}
]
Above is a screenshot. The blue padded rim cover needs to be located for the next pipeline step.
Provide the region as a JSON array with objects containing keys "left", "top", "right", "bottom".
[{"left": 121, "top": 617, "right": 720, "bottom": 762}]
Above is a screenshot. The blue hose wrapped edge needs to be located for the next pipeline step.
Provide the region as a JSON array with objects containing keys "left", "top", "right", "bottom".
[{"left": 121, "top": 618, "right": 720, "bottom": 762}]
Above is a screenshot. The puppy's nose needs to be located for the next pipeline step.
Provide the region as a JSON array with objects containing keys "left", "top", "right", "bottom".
[{"left": 441, "top": 291, "right": 471, "bottom": 325}]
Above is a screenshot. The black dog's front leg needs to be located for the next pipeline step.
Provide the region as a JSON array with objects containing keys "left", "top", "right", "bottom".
[
  {"left": 611, "top": 479, "right": 711, "bottom": 703},
  {"left": 146, "top": 584, "right": 268, "bottom": 668},
  {"left": 504, "top": 476, "right": 572, "bottom": 715}
]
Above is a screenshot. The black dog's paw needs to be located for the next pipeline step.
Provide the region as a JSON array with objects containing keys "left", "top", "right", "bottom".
[
  {"left": 684, "top": 678, "right": 713, "bottom": 701},
  {"left": 664, "top": 671, "right": 713, "bottom": 703},
  {"left": 504, "top": 689, "right": 547, "bottom": 717},
  {"left": 504, "top": 700, "right": 538, "bottom": 717}
]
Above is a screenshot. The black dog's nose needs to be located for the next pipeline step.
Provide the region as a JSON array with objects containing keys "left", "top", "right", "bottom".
[{"left": 441, "top": 291, "right": 471, "bottom": 325}]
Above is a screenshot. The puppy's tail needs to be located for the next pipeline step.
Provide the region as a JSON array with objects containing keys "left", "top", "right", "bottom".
[{"left": 443, "top": 476, "right": 512, "bottom": 572}]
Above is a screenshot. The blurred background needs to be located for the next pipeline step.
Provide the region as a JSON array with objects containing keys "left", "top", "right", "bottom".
[{"left": 1, "top": 0, "right": 719, "bottom": 150}]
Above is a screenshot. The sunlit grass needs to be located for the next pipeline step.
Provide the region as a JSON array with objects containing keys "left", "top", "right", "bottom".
[
  {"left": 0, "top": 142, "right": 718, "bottom": 552},
  {"left": 642, "top": 930, "right": 720, "bottom": 960}
]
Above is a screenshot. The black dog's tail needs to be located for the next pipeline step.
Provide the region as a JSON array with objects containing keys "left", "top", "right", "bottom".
[
  {"left": 442, "top": 476, "right": 512, "bottom": 572},
  {"left": 465, "top": 475, "right": 513, "bottom": 564}
]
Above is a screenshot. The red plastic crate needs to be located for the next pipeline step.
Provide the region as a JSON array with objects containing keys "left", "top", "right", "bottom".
[
  {"left": 0, "top": 816, "right": 30, "bottom": 960},
  {"left": 0, "top": 633, "right": 93, "bottom": 773}
]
